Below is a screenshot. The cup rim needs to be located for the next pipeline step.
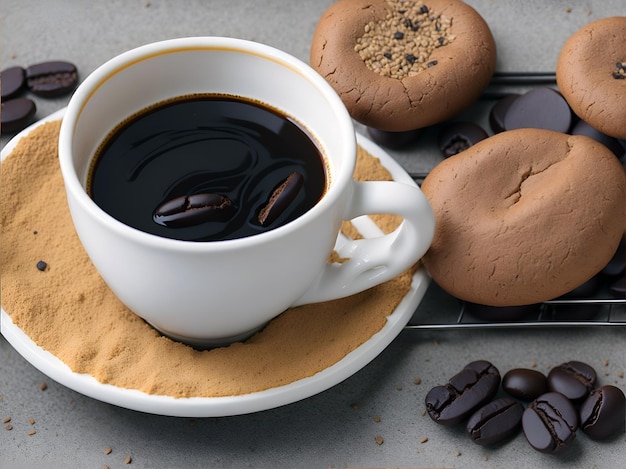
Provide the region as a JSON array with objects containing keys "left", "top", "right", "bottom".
[{"left": 58, "top": 36, "right": 356, "bottom": 251}]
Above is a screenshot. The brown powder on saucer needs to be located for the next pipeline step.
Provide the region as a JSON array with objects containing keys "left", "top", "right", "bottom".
[{"left": 1, "top": 119, "right": 417, "bottom": 398}]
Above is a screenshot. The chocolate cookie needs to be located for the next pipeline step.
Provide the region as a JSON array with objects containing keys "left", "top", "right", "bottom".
[
  {"left": 556, "top": 16, "right": 626, "bottom": 139},
  {"left": 421, "top": 128, "right": 626, "bottom": 306},
  {"left": 310, "top": 0, "right": 496, "bottom": 131}
]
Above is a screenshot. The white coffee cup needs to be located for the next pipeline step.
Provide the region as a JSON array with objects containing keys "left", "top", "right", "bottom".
[{"left": 58, "top": 37, "right": 434, "bottom": 347}]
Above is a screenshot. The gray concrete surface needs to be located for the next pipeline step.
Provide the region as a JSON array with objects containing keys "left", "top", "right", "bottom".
[{"left": 2, "top": 1, "right": 625, "bottom": 468}]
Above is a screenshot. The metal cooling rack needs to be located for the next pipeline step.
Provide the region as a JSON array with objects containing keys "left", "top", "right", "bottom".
[{"left": 405, "top": 298, "right": 626, "bottom": 330}]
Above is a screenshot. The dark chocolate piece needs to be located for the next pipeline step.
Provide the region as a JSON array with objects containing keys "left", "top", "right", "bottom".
[
  {"left": 1, "top": 66, "right": 26, "bottom": 100},
  {"left": 580, "top": 385, "right": 626, "bottom": 440},
  {"left": 547, "top": 361, "right": 596, "bottom": 403},
  {"left": 437, "top": 121, "right": 488, "bottom": 157},
  {"left": 504, "top": 87, "right": 572, "bottom": 133},
  {"left": 523, "top": 392, "right": 579, "bottom": 454},
  {"left": 488, "top": 93, "right": 520, "bottom": 134},
  {"left": 1, "top": 97, "right": 36, "bottom": 134},
  {"left": 571, "top": 119, "right": 625, "bottom": 158},
  {"left": 366, "top": 127, "right": 421, "bottom": 150},
  {"left": 25, "top": 61, "right": 78, "bottom": 97},
  {"left": 502, "top": 368, "right": 548, "bottom": 401},
  {"left": 466, "top": 397, "right": 524, "bottom": 446},
  {"left": 425, "top": 360, "right": 500, "bottom": 426}
]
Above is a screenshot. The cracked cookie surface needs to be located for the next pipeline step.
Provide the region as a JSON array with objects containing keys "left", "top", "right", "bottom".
[{"left": 420, "top": 128, "right": 626, "bottom": 306}]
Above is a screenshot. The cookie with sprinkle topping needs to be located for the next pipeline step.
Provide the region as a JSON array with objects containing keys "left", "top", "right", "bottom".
[{"left": 310, "top": 0, "right": 496, "bottom": 131}]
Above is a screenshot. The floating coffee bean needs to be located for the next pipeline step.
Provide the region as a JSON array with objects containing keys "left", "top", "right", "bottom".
[
  {"left": 154, "top": 193, "right": 234, "bottom": 228},
  {"left": 488, "top": 93, "right": 519, "bottom": 134},
  {"left": 547, "top": 361, "right": 596, "bottom": 403},
  {"left": 437, "top": 121, "right": 488, "bottom": 157},
  {"left": 571, "top": 119, "right": 625, "bottom": 158},
  {"left": 504, "top": 87, "right": 572, "bottom": 133},
  {"left": 502, "top": 368, "right": 548, "bottom": 401},
  {"left": 25, "top": 61, "right": 78, "bottom": 97},
  {"left": 366, "top": 127, "right": 421, "bottom": 149},
  {"left": 0, "top": 66, "right": 26, "bottom": 100},
  {"left": 579, "top": 385, "right": 626, "bottom": 440},
  {"left": 425, "top": 360, "right": 500, "bottom": 426},
  {"left": 1, "top": 97, "right": 36, "bottom": 134},
  {"left": 463, "top": 302, "right": 540, "bottom": 322},
  {"left": 466, "top": 397, "right": 524, "bottom": 446},
  {"left": 523, "top": 392, "right": 579, "bottom": 454},
  {"left": 258, "top": 172, "right": 304, "bottom": 227}
]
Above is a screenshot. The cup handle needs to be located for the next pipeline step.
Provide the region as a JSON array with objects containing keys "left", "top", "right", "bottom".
[{"left": 292, "top": 180, "right": 435, "bottom": 306}]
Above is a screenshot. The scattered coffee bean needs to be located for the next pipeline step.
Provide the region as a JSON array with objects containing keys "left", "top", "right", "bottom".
[
  {"left": 547, "top": 361, "right": 596, "bottom": 403},
  {"left": 523, "top": 392, "right": 579, "bottom": 454},
  {"left": 258, "top": 172, "right": 304, "bottom": 227},
  {"left": 463, "top": 302, "right": 540, "bottom": 322},
  {"left": 154, "top": 193, "right": 234, "bottom": 228},
  {"left": 571, "top": 119, "right": 625, "bottom": 158},
  {"left": 504, "top": 87, "right": 572, "bottom": 133},
  {"left": 366, "top": 127, "right": 421, "bottom": 149},
  {"left": 488, "top": 94, "right": 520, "bottom": 134},
  {"left": 466, "top": 397, "right": 524, "bottom": 446},
  {"left": 425, "top": 360, "right": 500, "bottom": 426},
  {"left": 0, "top": 66, "right": 26, "bottom": 100},
  {"left": 1, "top": 97, "right": 36, "bottom": 134},
  {"left": 502, "top": 368, "right": 548, "bottom": 401},
  {"left": 437, "top": 122, "right": 488, "bottom": 157},
  {"left": 579, "top": 385, "right": 626, "bottom": 440},
  {"left": 25, "top": 61, "right": 78, "bottom": 97},
  {"left": 36, "top": 260, "right": 48, "bottom": 271}
]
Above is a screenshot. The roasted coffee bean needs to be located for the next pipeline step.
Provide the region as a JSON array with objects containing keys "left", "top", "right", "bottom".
[
  {"left": 154, "top": 193, "right": 234, "bottom": 228},
  {"left": 580, "top": 385, "right": 626, "bottom": 440},
  {"left": 1, "top": 97, "right": 36, "bottom": 134},
  {"left": 437, "top": 121, "right": 488, "bottom": 157},
  {"left": 488, "top": 93, "right": 519, "bottom": 134},
  {"left": 425, "top": 360, "right": 500, "bottom": 426},
  {"left": 366, "top": 127, "right": 421, "bottom": 149},
  {"left": 1, "top": 66, "right": 26, "bottom": 100},
  {"left": 25, "top": 61, "right": 78, "bottom": 97},
  {"left": 504, "top": 87, "right": 572, "bottom": 133},
  {"left": 463, "top": 302, "right": 540, "bottom": 322},
  {"left": 547, "top": 361, "right": 596, "bottom": 403},
  {"left": 502, "top": 368, "right": 548, "bottom": 401},
  {"left": 258, "top": 172, "right": 304, "bottom": 226},
  {"left": 523, "top": 392, "right": 579, "bottom": 454},
  {"left": 466, "top": 397, "right": 524, "bottom": 446},
  {"left": 571, "top": 119, "right": 625, "bottom": 158}
]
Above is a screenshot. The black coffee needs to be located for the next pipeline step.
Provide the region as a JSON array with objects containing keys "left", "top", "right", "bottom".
[{"left": 88, "top": 94, "right": 327, "bottom": 241}]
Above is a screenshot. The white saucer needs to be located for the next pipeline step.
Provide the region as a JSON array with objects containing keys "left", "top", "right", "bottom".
[{"left": 1, "top": 108, "right": 430, "bottom": 417}]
